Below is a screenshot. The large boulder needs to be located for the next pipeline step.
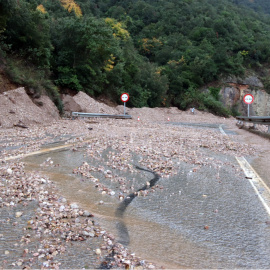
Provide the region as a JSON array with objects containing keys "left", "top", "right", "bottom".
[
  {"left": 220, "top": 84, "right": 270, "bottom": 116},
  {"left": 222, "top": 75, "right": 263, "bottom": 87},
  {"left": 62, "top": 94, "right": 82, "bottom": 113},
  {"left": 63, "top": 91, "right": 118, "bottom": 115}
]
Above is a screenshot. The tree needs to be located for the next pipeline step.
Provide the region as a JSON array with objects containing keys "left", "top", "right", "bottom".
[
  {"left": 51, "top": 16, "right": 119, "bottom": 94},
  {"left": 1, "top": 0, "right": 52, "bottom": 67}
]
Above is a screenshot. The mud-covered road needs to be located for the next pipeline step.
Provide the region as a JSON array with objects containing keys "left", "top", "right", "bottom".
[{"left": 1, "top": 115, "right": 270, "bottom": 269}]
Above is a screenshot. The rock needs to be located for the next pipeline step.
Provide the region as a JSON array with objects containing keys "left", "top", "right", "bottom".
[
  {"left": 83, "top": 210, "right": 92, "bottom": 217},
  {"left": 15, "top": 212, "right": 23, "bottom": 218},
  {"left": 242, "top": 76, "right": 263, "bottom": 88},
  {"left": 95, "top": 248, "right": 101, "bottom": 255},
  {"left": 62, "top": 94, "right": 82, "bottom": 114},
  {"left": 59, "top": 205, "right": 65, "bottom": 212},
  {"left": 40, "top": 178, "right": 47, "bottom": 184},
  {"left": 70, "top": 203, "right": 79, "bottom": 209},
  {"left": 4, "top": 250, "right": 9, "bottom": 255},
  {"left": 82, "top": 231, "right": 90, "bottom": 236},
  {"left": 7, "top": 168, "right": 13, "bottom": 175}
]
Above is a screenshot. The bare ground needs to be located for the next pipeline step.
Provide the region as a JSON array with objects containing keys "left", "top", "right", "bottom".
[{"left": 1, "top": 88, "right": 270, "bottom": 269}]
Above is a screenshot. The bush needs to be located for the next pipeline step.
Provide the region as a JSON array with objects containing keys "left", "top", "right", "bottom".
[
  {"left": 209, "top": 86, "right": 221, "bottom": 101},
  {"left": 4, "top": 57, "right": 63, "bottom": 113},
  {"left": 202, "top": 95, "right": 230, "bottom": 117}
]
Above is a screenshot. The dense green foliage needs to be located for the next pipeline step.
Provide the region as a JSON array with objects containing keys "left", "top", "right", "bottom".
[
  {"left": 233, "top": 0, "right": 270, "bottom": 14},
  {"left": 1, "top": 0, "right": 270, "bottom": 115}
]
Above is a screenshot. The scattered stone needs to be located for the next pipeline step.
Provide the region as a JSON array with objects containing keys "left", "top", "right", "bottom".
[
  {"left": 83, "top": 210, "right": 92, "bottom": 217},
  {"left": 70, "top": 203, "right": 79, "bottom": 209},
  {"left": 15, "top": 212, "right": 23, "bottom": 218}
]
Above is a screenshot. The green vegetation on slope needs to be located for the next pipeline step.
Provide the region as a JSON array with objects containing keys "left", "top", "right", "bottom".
[
  {"left": 232, "top": 0, "right": 270, "bottom": 15},
  {"left": 1, "top": 0, "right": 270, "bottom": 116}
]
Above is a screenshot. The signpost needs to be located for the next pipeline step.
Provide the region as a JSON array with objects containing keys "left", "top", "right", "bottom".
[
  {"left": 243, "top": 94, "right": 254, "bottom": 117},
  {"left": 120, "top": 93, "right": 129, "bottom": 115}
]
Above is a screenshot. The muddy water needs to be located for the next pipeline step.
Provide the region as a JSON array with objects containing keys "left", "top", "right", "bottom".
[{"left": 23, "top": 147, "right": 270, "bottom": 269}]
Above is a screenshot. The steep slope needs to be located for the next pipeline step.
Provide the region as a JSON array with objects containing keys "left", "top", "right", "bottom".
[{"left": 1, "top": 0, "right": 270, "bottom": 115}]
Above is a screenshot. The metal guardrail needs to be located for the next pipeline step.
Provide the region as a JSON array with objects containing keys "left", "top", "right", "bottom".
[
  {"left": 236, "top": 116, "right": 270, "bottom": 125},
  {"left": 236, "top": 116, "right": 270, "bottom": 133},
  {"left": 72, "top": 112, "right": 132, "bottom": 119}
]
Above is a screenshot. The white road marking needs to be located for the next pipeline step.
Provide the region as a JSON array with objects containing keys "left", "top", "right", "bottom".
[
  {"left": 236, "top": 156, "right": 270, "bottom": 216},
  {"left": 219, "top": 124, "right": 227, "bottom": 136},
  {"left": 0, "top": 138, "right": 93, "bottom": 162}
]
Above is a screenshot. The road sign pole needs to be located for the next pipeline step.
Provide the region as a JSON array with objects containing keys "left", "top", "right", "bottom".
[
  {"left": 243, "top": 94, "right": 254, "bottom": 117},
  {"left": 120, "top": 93, "right": 130, "bottom": 116}
]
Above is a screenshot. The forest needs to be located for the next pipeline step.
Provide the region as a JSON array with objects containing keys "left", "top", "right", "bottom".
[{"left": 1, "top": 0, "right": 270, "bottom": 116}]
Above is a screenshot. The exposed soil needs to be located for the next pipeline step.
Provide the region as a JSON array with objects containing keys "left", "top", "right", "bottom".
[{"left": 0, "top": 71, "right": 18, "bottom": 94}]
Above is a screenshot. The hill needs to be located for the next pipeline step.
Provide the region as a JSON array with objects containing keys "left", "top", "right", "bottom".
[
  {"left": 233, "top": 0, "right": 270, "bottom": 14},
  {"left": 1, "top": 0, "right": 270, "bottom": 116}
]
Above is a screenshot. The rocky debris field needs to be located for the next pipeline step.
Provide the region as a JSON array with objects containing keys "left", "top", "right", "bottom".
[
  {"left": 0, "top": 110, "right": 262, "bottom": 269},
  {"left": 0, "top": 88, "right": 268, "bottom": 269}
]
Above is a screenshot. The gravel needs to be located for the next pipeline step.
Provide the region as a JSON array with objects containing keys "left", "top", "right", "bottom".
[{"left": 0, "top": 90, "right": 265, "bottom": 269}]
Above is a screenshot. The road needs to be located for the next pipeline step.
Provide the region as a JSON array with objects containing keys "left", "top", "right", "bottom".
[
  {"left": 21, "top": 121, "right": 270, "bottom": 269},
  {"left": 1, "top": 118, "right": 270, "bottom": 268}
]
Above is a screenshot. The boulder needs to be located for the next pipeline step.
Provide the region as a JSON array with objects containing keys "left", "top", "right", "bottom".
[{"left": 64, "top": 91, "right": 118, "bottom": 114}]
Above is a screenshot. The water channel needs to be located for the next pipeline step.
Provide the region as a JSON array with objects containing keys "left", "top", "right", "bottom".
[{"left": 23, "top": 141, "right": 270, "bottom": 269}]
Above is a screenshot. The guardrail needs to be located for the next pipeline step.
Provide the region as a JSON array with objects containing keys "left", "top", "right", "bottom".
[
  {"left": 236, "top": 116, "right": 270, "bottom": 133},
  {"left": 72, "top": 112, "right": 132, "bottom": 119}
]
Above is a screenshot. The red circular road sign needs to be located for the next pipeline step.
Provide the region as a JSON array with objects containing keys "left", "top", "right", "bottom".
[
  {"left": 243, "top": 94, "right": 254, "bottom": 105},
  {"left": 121, "top": 93, "right": 129, "bottom": 102}
]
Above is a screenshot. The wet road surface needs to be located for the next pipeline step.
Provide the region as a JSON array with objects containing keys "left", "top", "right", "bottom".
[{"left": 22, "top": 137, "right": 270, "bottom": 269}]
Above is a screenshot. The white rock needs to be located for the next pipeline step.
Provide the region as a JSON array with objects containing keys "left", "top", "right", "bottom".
[
  {"left": 59, "top": 205, "right": 65, "bottom": 212},
  {"left": 15, "top": 212, "right": 23, "bottom": 218},
  {"left": 7, "top": 168, "right": 13, "bottom": 175},
  {"left": 95, "top": 248, "right": 101, "bottom": 255},
  {"left": 70, "top": 203, "right": 79, "bottom": 209},
  {"left": 40, "top": 178, "right": 47, "bottom": 184},
  {"left": 83, "top": 210, "right": 91, "bottom": 217},
  {"left": 82, "top": 231, "right": 90, "bottom": 236}
]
